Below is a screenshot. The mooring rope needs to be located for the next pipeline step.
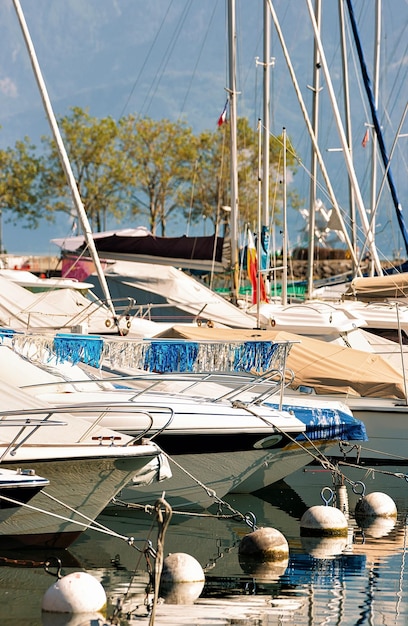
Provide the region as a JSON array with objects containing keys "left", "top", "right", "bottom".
[
  {"left": 0, "top": 491, "right": 148, "bottom": 547},
  {"left": 149, "top": 497, "right": 172, "bottom": 626}
]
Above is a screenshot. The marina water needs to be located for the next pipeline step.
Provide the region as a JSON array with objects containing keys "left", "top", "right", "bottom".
[{"left": 1, "top": 466, "right": 407, "bottom": 625}]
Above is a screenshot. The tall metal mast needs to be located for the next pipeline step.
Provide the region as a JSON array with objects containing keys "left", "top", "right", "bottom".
[
  {"left": 12, "top": 0, "right": 118, "bottom": 325},
  {"left": 228, "top": 0, "right": 240, "bottom": 305}
]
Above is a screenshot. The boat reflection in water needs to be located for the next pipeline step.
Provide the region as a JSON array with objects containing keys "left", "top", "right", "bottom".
[{"left": 0, "top": 484, "right": 407, "bottom": 624}]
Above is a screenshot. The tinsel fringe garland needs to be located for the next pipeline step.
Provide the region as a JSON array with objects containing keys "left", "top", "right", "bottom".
[
  {"left": 102, "top": 339, "right": 287, "bottom": 374},
  {"left": 8, "top": 332, "right": 291, "bottom": 374}
]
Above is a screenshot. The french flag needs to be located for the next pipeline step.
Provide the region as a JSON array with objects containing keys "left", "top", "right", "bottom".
[{"left": 217, "top": 100, "right": 228, "bottom": 126}]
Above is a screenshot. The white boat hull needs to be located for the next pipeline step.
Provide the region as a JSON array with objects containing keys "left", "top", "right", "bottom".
[
  {"left": 114, "top": 437, "right": 338, "bottom": 511},
  {"left": 0, "top": 444, "right": 160, "bottom": 549}
]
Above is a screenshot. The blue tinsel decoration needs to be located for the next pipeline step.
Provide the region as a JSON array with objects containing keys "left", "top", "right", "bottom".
[
  {"left": 233, "top": 341, "right": 279, "bottom": 372},
  {"left": 0, "top": 328, "right": 17, "bottom": 343},
  {"left": 144, "top": 341, "right": 199, "bottom": 373},
  {"left": 53, "top": 333, "right": 104, "bottom": 367}
]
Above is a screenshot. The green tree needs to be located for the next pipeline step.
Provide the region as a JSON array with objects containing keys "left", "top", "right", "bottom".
[
  {"left": 40, "top": 107, "right": 128, "bottom": 231},
  {"left": 0, "top": 137, "right": 44, "bottom": 231},
  {"left": 118, "top": 115, "right": 197, "bottom": 235},
  {"left": 0, "top": 110, "right": 301, "bottom": 248},
  {"left": 186, "top": 119, "right": 299, "bottom": 239}
]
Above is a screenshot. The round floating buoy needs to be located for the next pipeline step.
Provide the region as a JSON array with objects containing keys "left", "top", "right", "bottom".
[
  {"left": 355, "top": 491, "right": 397, "bottom": 520},
  {"left": 42, "top": 571, "right": 107, "bottom": 614},
  {"left": 238, "top": 527, "right": 289, "bottom": 562},
  {"left": 300, "top": 506, "right": 349, "bottom": 537},
  {"left": 159, "top": 553, "right": 205, "bottom": 604},
  {"left": 300, "top": 486, "right": 349, "bottom": 537}
]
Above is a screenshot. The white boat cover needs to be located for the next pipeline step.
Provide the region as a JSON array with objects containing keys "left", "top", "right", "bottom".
[{"left": 81, "top": 259, "right": 257, "bottom": 329}]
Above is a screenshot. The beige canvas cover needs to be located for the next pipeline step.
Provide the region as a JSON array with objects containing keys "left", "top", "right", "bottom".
[
  {"left": 153, "top": 325, "right": 406, "bottom": 399},
  {"left": 344, "top": 272, "right": 408, "bottom": 300}
]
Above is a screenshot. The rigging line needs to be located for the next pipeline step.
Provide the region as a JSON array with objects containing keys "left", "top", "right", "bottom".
[
  {"left": 342, "top": 16, "right": 402, "bottom": 259},
  {"left": 343, "top": 15, "right": 371, "bottom": 135},
  {"left": 118, "top": 0, "right": 175, "bottom": 120},
  {"left": 272, "top": 131, "right": 354, "bottom": 236},
  {"left": 142, "top": 0, "right": 193, "bottom": 117},
  {"left": 383, "top": 45, "right": 408, "bottom": 127},
  {"left": 345, "top": 0, "right": 408, "bottom": 256},
  {"left": 239, "top": 4, "right": 263, "bottom": 126},
  {"left": 178, "top": 0, "right": 220, "bottom": 120},
  {"left": 0, "top": 492, "right": 140, "bottom": 543},
  {"left": 381, "top": 0, "right": 408, "bottom": 121},
  {"left": 267, "top": 0, "right": 362, "bottom": 272}
]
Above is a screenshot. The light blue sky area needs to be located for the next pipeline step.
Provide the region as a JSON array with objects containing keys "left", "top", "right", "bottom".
[{"left": 0, "top": 0, "right": 407, "bottom": 262}]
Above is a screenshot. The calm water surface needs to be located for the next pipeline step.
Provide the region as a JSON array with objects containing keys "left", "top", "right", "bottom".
[{"left": 1, "top": 466, "right": 408, "bottom": 625}]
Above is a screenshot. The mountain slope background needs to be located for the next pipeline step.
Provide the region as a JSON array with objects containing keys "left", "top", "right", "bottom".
[{"left": 0, "top": 0, "right": 406, "bottom": 261}]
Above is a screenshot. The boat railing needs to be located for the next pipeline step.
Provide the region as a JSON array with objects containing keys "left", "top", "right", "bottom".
[
  {"left": 0, "top": 402, "right": 168, "bottom": 453},
  {"left": 44, "top": 401, "right": 175, "bottom": 443},
  {"left": 21, "top": 366, "right": 296, "bottom": 409},
  {"left": 130, "top": 301, "right": 224, "bottom": 325},
  {"left": 0, "top": 412, "right": 67, "bottom": 461},
  {"left": 20, "top": 296, "right": 139, "bottom": 333}
]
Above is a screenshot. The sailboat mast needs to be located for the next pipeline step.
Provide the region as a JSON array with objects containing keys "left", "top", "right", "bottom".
[
  {"left": 266, "top": 0, "right": 361, "bottom": 274},
  {"left": 262, "top": 0, "right": 271, "bottom": 229},
  {"left": 305, "top": 0, "right": 383, "bottom": 275},
  {"left": 281, "top": 127, "right": 288, "bottom": 305},
  {"left": 338, "top": 0, "right": 357, "bottom": 272},
  {"left": 344, "top": 0, "right": 408, "bottom": 258},
  {"left": 307, "top": 0, "right": 322, "bottom": 299},
  {"left": 368, "top": 0, "right": 381, "bottom": 275},
  {"left": 228, "top": 0, "right": 239, "bottom": 305},
  {"left": 261, "top": 0, "right": 272, "bottom": 299},
  {"left": 12, "top": 0, "right": 118, "bottom": 323}
]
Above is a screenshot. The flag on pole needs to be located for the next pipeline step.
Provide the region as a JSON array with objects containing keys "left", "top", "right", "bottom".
[
  {"left": 247, "top": 230, "right": 268, "bottom": 305},
  {"left": 361, "top": 128, "right": 370, "bottom": 148},
  {"left": 217, "top": 100, "right": 228, "bottom": 126}
]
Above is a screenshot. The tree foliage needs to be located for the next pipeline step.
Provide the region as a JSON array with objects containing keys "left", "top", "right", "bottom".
[
  {"left": 0, "top": 108, "right": 301, "bottom": 243},
  {"left": 186, "top": 118, "right": 299, "bottom": 239},
  {"left": 117, "top": 115, "right": 197, "bottom": 235},
  {"left": 40, "top": 106, "right": 128, "bottom": 232},
  {"left": 0, "top": 137, "right": 44, "bottom": 229}
]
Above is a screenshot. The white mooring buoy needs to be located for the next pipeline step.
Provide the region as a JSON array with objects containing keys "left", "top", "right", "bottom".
[
  {"left": 300, "top": 487, "right": 349, "bottom": 537},
  {"left": 238, "top": 527, "right": 289, "bottom": 562},
  {"left": 300, "top": 505, "right": 349, "bottom": 536},
  {"left": 355, "top": 491, "right": 397, "bottom": 518},
  {"left": 159, "top": 552, "right": 205, "bottom": 604},
  {"left": 42, "top": 571, "right": 107, "bottom": 615},
  {"left": 238, "top": 527, "right": 289, "bottom": 581}
]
